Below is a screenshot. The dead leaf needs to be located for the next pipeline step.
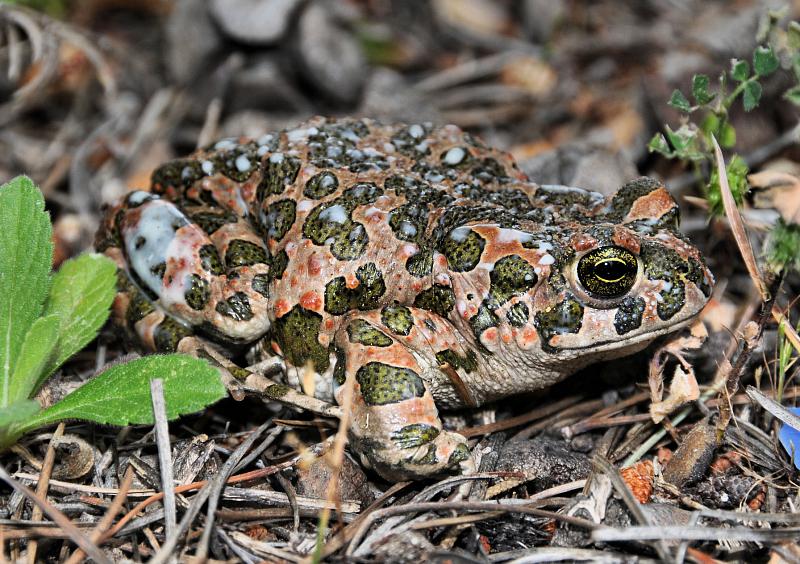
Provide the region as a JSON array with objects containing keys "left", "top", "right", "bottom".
[
  {"left": 712, "top": 136, "right": 769, "bottom": 300},
  {"left": 648, "top": 322, "right": 706, "bottom": 423},
  {"left": 650, "top": 364, "right": 700, "bottom": 423},
  {"left": 748, "top": 170, "right": 800, "bottom": 225}
]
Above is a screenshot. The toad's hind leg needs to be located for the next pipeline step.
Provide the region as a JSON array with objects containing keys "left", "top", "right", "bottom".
[
  {"left": 97, "top": 190, "right": 274, "bottom": 349},
  {"left": 334, "top": 308, "right": 476, "bottom": 481}
]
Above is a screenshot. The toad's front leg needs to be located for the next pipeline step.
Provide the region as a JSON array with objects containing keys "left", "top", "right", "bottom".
[{"left": 333, "top": 307, "right": 476, "bottom": 481}]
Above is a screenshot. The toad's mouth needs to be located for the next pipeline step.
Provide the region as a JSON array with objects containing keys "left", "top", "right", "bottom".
[{"left": 548, "top": 314, "right": 696, "bottom": 354}]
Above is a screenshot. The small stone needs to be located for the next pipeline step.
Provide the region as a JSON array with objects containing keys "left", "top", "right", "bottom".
[
  {"left": 228, "top": 56, "right": 310, "bottom": 113},
  {"left": 294, "top": 453, "right": 375, "bottom": 509},
  {"left": 209, "top": 0, "right": 302, "bottom": 45},
  {"left": 359, "top": 69, "right": 442, "bottom": 123},
  {"left": 294, "top": 3, "right": 367, "bottom": 105},
  {"left": 517, "top": 140, "right": 639, "bottom": 197},
  {"left": 166, "top": 0, "right": 222, "bottom": 83},
  {"left": 496, "top": 437, "right": 591, "bottom": 490}
]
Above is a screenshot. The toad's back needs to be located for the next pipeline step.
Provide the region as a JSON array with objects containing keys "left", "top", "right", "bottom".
[{"left": 97, "top": 117, "right": 713, "bottom": 480}]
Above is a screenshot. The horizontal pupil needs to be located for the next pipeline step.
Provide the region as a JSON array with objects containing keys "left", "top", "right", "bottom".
[{"left": 594, "top": 259, "right": 628, "bottom": 282}]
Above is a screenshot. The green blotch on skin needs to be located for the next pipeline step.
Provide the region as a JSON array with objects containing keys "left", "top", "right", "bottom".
[
  {"left": 435, "top": 349, "right": 478, "bottom": 373},
  {"left": 257, "top": 155, "right": 301, "bottom": 199},
  {"left": 417, "top": 444, "right": 439, "bottom": 465},
  {"left": 687, "top": 257, "right": 712, "bottom": 297},
  {"left": 304, "top": 171, "right": 340, "bottom": 199},
  {"left": 506, "top": 302, "right": 529, "bottom": 327},
  {"left": 356, "top": 362, "right": 425, "bottom": 406},
  {"left": 153, "top": 317, "right": 192, "bottom": 352},
  {"left": 251, "top": 273, "right": 270, "bottom": 298},
  {"left": 199, "top": 244, "right": 224, "bottom": 275},
  {"left": 448, "top": 443, "right": 471, "bottom": 466},
  {"left": 184, "top": 274, "right": 210, "bottom": 310},
  {"left": 303, "top": 200, "right": 370, "bottom": 261},
  {"left": 270, "top": 250, "right": 289, "bottom": 280},
  {"left": 152, "top": 158, "right": 205, "bottom": 192},
  {"left": 406, "top": 251, "right": 433, "bottom": 277},
  {"left": 381, "top": 305, "right": 414, "bottom": 336},
  {"left": 388, "top": 203, "right": 427, "bottom": 243},
  {"left": 614, "top": 296, "right": 646, "bottom": 335},
  {"left": 469, "top": 304, "right": 499, "bottom": 344},
  {"left": 213, "top": 145, "right": 258, "bottom": 182},
  {"left": 640, "top": 242, "right": 690, "bottom": 320},
  {"left": 391, "top": 424, "right": 440, "bottom": 449},
  {"left": 190, "top": 210, "right": 238, "bottom": 235},
  {"left": 324, "top": 263, "right": 386, "bottom": 315},
  {"left": 438, "top": 228, "right": 485, "bottom": 272},
  {"left": 333, "top": 346, "right": 346, "bottom": 385},
  {"left": 262, "top": 199, "right": 296, "bottom": 241},
  {"left": 265, "top": 383, "right": 293, "bottom": 399},
  {"left": 414, "top": 284, "right": 455, "bottom": 317},
  {"left": 126, "top": 286, "right": 155, "bottom": 325},
  {"left": 347, "top": 319, "right": 393, "bottom": 347},
  {"left": 215, "top": 292, "right": 253, "bottom": 321},
  {"left": 534, "top": 295, "right": 584, "bottom": 351},
  {"left": 227, "top": 365, "right": 252, "bottom": 381},
  {"left": 273, "top": 305, "right": 330, "bottom": 372},
  {"left": 488, "top": 255, "right": 537, "bottom": 306},
  {"left": 225, "top": 239, "right": 269, "bottom": 268}
]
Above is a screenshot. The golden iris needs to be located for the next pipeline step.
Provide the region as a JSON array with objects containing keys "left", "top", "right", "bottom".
[{"left": 577, "top": 246, "right": 638, "bottom": 299}]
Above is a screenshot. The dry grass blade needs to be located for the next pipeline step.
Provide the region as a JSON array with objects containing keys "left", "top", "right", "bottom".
[
  {"left": 711, "top": 135, "right": 769, "bottom": 300},
  {"left": 150, "top": 379, "right": 176, "bottom": 539},
  {"left": 773, "top": 305, "right": 800, "bottom": 353},
  {"left": 64, "top": 467, "right": 135, "bottom": 564},
  {"left": 593, "top": 525, "right": 800, "bottom": 542},
  {"left": 25, "top": 422, "right": 64, "bottom": 564},
  {"left": 746, "top": 386, "right": 800, "bottom": 430},
  {"left": 0, "top": 464, "right": 110, "bottom": 564}
]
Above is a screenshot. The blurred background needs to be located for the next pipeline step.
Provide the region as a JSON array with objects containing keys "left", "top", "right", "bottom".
[{"left": 1, "top": 0, "right": 796, "bottom": 265}]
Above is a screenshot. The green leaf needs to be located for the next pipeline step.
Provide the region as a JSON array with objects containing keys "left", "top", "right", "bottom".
[
  {"left": 719, "top": 122, "right": 737, "bottom": 148},
  {"left": 707, "top": 153, "right": 749, "bottom": 216},
  {"left": 16, "top": 355, "right": 226, "bottom": 433},
  {"left": 647, "top": 133, "right": 672, "bottom": 156},
  {"left": 766, "top": 219, "right": 800, "bottom": 274},
  {"left": 668, "top": 89, "right": 692, "bottom": 113},
  {"left": 753, "top": 45, "right": 779, "bottom": 76},
  {"left": 8, "top": 315, "right": 59, "bottom": 401},
  {"left": 743, "top": 80, "right": 763, "bottom": 111},
  {"left": 42, "top": 254, "right": 116, "bottom": 380},
  {"left": 0, "top": 176, "right": 52, "bottom": 408},
  {"left": 664, "top": 124, "right": 705, "bottom": 161},
  {"left": 731, "top": 59, "right": 750, "bottom": 81},
  {"left": 785, "top": 85, "right": 800, "bottom": 106},
  {"left": 0, "top": 399, "right": 40, "bottom": 429},
  {"left": 691, "top": 74, "right": 715, "bottom": 105}
]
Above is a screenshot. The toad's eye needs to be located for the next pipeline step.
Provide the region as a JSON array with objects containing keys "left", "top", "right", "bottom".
[{"left": 577, "top": 246, "right": 638, "bottom": 299}]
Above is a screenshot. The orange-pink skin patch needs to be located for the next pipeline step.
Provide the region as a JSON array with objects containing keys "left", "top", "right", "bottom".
[
  {"left": 627, "top": 187, "right": 676, "bottom": 221},
  {"left": 307, "top": 253, "right": 325, "bottom": 277},
  {"left": 612, "top": 227, "right": 641, "bottom": 253},
  {"left": 572, "top": 232, "right": 597, "bottom": 252},
  {"left": 274, "top": 298, "right": 291, "bottom": 318},
  {"left": 300, "top": 291, "right": 322, "bottom": 311}
]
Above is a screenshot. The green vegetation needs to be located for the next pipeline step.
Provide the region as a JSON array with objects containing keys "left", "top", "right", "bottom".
[
  {"left": 0, "top": 176, "right": 226, "bottom": 450},
  {"left": 649, "top": 10, "right": 800, "bottom": 275}
]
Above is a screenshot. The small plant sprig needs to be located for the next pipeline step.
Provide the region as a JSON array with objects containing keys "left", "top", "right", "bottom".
[
  {"left": 648, "top": 45, "right": 780, "bottom": 214},
  {"left": 649, "top": 11, "right": 800, "bottom": 276},
  {"left": 0, "top": 176, "right": 226, "bottom": 450}
]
